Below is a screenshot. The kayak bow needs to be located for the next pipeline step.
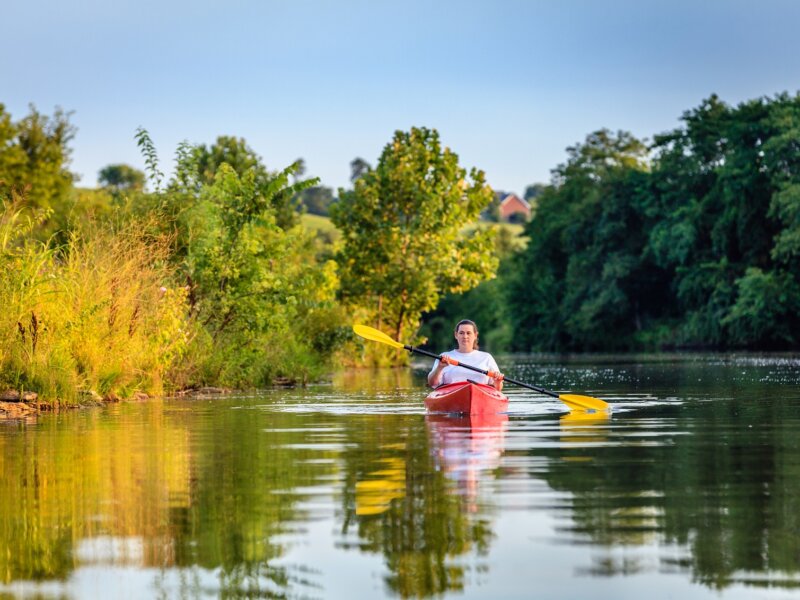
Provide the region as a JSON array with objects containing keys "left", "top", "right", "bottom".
[{"left": 425, "top": 380, "right": 509, "bottom": 415}]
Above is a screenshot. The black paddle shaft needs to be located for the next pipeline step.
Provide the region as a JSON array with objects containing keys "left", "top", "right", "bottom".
[{"left": 405, "top": 345, "right": 560, "bottom": 399}]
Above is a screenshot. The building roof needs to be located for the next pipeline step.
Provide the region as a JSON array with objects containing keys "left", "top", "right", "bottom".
[
  {"left": 500, "top": 193, "right": 531, "bottom": 210},
  {"left": 499, "top": 193, "right": 531, "bottom": 219}
]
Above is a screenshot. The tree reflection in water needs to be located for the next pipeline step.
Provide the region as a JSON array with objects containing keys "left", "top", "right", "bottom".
[
  {"left": 427, "top": 414, "right": 508, "bottom": 513},
  {"left": 547, "top": 400, "right": 800, "bottom": 590},
  {"left": 4, "top": 357, "right": 800, "bottom": 597},
  {"left": 343, "top": 412, "right": 507, "bottom": 597}
]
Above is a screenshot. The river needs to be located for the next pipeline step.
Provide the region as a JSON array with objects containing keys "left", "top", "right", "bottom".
[{"left": 1, "top": 353, "right": 799, "bottom": 599}]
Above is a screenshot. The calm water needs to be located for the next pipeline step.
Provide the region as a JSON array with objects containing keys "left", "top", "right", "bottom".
[{"left": 2, "top": 354, "right": 800, "bottom": 599}]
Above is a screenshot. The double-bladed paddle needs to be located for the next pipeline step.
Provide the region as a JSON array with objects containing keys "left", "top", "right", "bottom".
[{"left": 353, "top": 324, "right": 609, "bottom": 412}]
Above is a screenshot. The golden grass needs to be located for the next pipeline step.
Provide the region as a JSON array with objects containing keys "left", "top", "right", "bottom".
[{"left": 0, "top": 206, "right": 190, "bottom": 404}]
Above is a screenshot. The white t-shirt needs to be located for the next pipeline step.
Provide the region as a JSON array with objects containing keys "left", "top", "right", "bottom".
[{"left": 429, "top": 349, "right": 500, "bottom": 386}]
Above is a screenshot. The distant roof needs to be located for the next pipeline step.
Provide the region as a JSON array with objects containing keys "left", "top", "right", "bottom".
[{"left": 500, "top": 193, "right": 531, "bottom": 210}]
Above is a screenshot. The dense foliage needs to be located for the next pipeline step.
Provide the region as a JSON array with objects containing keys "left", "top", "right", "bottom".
[
  {"left": 0, "top": 104, "right": 75, "bottom": 213},
  {"left": 420, "top": 224, "right": 524, "bottom": 353},
  {"left": 503, "top": 94, "right": 800, "bottom": 351},
  {"left": 183, "top": 134, "right": 302, "bottom": 229},
  {"left": 331, "top": 126, "right": 498, "bottom": 361},
  {"left": 0, "top": 110, "right": 349, "bottom": 402},
  {"left": 128, "top": 129, "right": 347, "bottom": 387}
]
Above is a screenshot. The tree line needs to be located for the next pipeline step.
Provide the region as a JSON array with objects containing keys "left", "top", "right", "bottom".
[
  {"left": 426, "top": 93, "right": 800, "bottom": 352},
  {"left": 2, "top": 91, "right": 799, "bottom": 402}
]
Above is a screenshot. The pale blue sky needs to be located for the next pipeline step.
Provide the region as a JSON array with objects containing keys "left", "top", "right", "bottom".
[{"left": 3, "top": 0, "right": 800, "bottom": 195}]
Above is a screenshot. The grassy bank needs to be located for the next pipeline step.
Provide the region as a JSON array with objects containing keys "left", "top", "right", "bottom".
[
  {"left": 0, "top": 205, "right": 188, "bottom": 405},
  {"left": 1, "top": 164, "right": 352, "bottom": 406}
]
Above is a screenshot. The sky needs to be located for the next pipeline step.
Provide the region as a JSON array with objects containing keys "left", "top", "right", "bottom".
[{"left": 3, "top": 0, "right": 800, "bottom": 195}]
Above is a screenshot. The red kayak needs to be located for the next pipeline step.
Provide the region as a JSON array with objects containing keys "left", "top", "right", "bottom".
[{"left": 425, "top": 381, "right": 509, "bottom": 415}]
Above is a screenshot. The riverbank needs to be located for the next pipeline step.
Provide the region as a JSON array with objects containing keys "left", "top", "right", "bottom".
[
  {"left": 0, "top": 389, "right": 43, "bottom": 418},
  {"left": 0, "top": 400, "right": 40, "bottom": 419},
  {"left": 0, "top": 387, "right": 114, "bottom": 420},
  {"left": 0, "top": 385, "right": 263, "bottom": 420}
]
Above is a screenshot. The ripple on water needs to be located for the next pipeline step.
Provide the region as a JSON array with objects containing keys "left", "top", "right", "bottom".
[{"left": 242, "top": 387, "right": 684, "bottom": 418}]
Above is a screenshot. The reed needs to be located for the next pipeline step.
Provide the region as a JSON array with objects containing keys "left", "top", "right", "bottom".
[{"left": 1, "top": 201, "right": 190, "bottom": 405}]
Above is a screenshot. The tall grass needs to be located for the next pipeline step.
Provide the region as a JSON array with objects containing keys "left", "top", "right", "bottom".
[{"left": 0, "top": 200, "right": 189, "bottom": 405}]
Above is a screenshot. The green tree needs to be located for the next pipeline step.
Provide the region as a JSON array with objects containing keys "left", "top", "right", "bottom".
[
  {"left": 350, "top": 157, "right": 371, "bottom": 182},
  {"left": 506, "top": 95, "right": 800, "bottom": 351},
  {"left": 298, "top": 185, "right": 335, "bottom": 216},
  {"left": 0, "top": 103, "right": 75, "bottom": 214},
  {"left": 506, "top": 129, "right": 659, "bottom": 351},
  {"left": 180, "top": 165, "right": 338, "bottom": 384},
  {"left": 331, "top": 126, "right": 498, "bottom": 351},
  {"left": 192, "top": 135, "right": 265, "bottom": 184},
  {"left": 186, "top": 135, "right": 299, "bottom": 228},
  {"left": 420, "top": 224, "right": 525, "bottom": 353},
  {"left": 648, "top": 93, "right": 800, "bottom": 347},
  {"left": 98, "top": 163, "right": 145, "bottom": 193},
  {"left": 523, "top": 183, "right": 546, "bottom": 202},
  {"left": 130, "top": 129, "right": 347, "bottom": 386},
  {"left": 764, "top": 98, "right": 800, "bottom": 271}
]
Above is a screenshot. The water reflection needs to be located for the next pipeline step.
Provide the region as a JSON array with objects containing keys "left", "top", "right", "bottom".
[
  {"left": 542, "top": 399, "right": 800, "bottom": 590},
  {"left": 0, "top": 401, "right": 331, "bottom": 597},
  {"left": 332, "top": 367, "right": 415, "bottom": 393},
  {"left": 338, "top": 413, "right": 501, "bottom": 597},
  {"left": 355, "top": 451, "right": 406, "bottom": 516},
  {"left": 559, "top": 410, "right": 611, "bottom": 449},
  {"left": 341, "top": 412, "right": 646, "bottom": 597},
  {"left": 427, "top": 414, "right": 507, "bottom": 512},
  {"left": 1, "top": 356, "right": 800, "bottom": 598}
]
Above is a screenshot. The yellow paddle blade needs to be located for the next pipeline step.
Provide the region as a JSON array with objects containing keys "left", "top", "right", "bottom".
[
  {"left": 560, "top": 410, "right": 611, "bottom": 424},
  {"left": 352, "top": 324, "right": 405, "bottom": 349},
  {"left": 559, "top": 393, "right": 610, "bottom": 412}
]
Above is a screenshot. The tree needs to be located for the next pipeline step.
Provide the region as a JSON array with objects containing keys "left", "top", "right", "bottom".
[
  {"left": 420, "top": 224, "right": 523, "bottom": 353},
  {"left": 505, "top": 129, "right": 658, "bottom": 351},
  {"left": 98, "top": 163, "right": 145, "bottom": 193},
  {"left": 191, "top": 135, "right": 265, "bottom": 184},
  {"left": 331, "top": 126, "right": 498, "bottom": 349},
  {"left": 0, "top": 103, "right": 75, "bottom": 213},
  {"left": 648, "top": 94, "right": 800, "bottom": 347},
  {"left": 764, "top": 97, "right": 800, "bottom": 272},
  {"left": 505, "top": 95, "right": 800, "bottom": 351},
  {"left": 187, "top": 135, "right": 299, "bottom": 228},
  {"left": 524, "top": 183, "right": 546, "bottom": 202},
  {"left": 350, "top": 157, "right": 371, "bottom": 183},
  {"left": 298, "top": 185, "right": 335, "bottom": 216}
]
